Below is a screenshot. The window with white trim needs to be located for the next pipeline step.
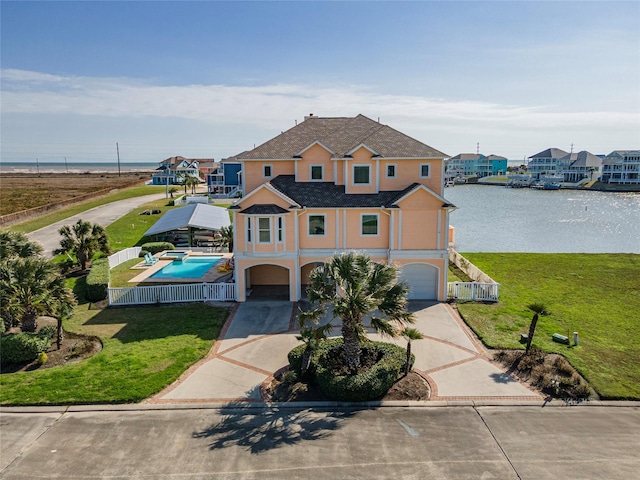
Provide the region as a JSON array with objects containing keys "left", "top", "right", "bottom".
[
  {"left": 277, "top": 217, "right": 284, "bottom": 242},
  {"left": 386, "top": 164, "right": 396, "bottom": 178},
  {"left": 308, "top": 215, "right": 325, "bottom": 236},
  {"left": 246, "top": 217, "right": 252, "bottom": 242},
  {"left": 361, "top": 214, "right": 378, "bottom": 235},
  {"left": 353, "top": 165, "right": 370, "bottom": 184},
  {"left": 263, "top": 164, "right": 273, "bottom": 178},
  {"left": 310, "top": 165, "right": 323, "bottom": 181},
  {"left": 258, "top": 217, "right": 271, "bottom": 243},
  {"left": 420, "top": 164, "right": 430, "bottom": 178}
]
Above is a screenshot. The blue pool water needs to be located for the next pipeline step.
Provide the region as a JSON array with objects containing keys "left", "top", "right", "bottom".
[{"left": 150, "top": 256, "right": 222, "bottom": 279}]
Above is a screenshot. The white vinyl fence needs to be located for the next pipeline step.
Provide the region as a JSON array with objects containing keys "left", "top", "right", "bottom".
[
  {"left": 108, "top": 282, "right": 236, "bottom": 306},
  {"left": 447, "top": 282, "right": 499, "bottom": 302},
  {"left": 108, "top": 247, "right": 142, "bottom": 269}
]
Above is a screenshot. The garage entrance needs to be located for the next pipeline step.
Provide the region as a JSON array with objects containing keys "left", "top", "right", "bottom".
[
  {"left": 245, "top": 264, "right": 291, "bottom": 301},
  {"left": 399, "top": 263, "right": 439, "bottom": 300}
]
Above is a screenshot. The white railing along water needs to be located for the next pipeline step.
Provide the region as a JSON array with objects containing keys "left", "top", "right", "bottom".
[{"left": 447, "top": 282, "right": 499, "bottom": 302}]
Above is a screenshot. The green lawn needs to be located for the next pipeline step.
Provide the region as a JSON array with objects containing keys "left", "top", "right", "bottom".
[
  {"left": 0, "top": 277, "right": 228, "bottom": 405},
  {"left": 6, "top": 185, "right": 168, "bottom": 234},
  {"left": 456, "top": 253, "right": 640, "bottom": 400}
]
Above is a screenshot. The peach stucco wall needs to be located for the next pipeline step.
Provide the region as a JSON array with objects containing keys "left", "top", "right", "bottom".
[
  {"left": 297, "top": 144, "right": 334, "bottom": 183},
  {"left": 243, "top": 160, "right": 295, "bottom": 193}
]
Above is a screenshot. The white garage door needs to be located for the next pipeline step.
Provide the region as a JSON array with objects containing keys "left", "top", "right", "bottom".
[{"left": 399, "top": 264, "right": 438, "bottom": 300}]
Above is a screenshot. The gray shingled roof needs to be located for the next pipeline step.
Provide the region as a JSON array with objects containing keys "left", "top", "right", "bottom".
[
  {"left": 239, "top": 204, "right": 290, "bottom": 215},
  {"left": 529, "top": 148, "right": 569, "bottom": 159},
  {"left": 267, "top": 175, "right": 425, "bottom": 208},
  {"left": 566, "top": 151, "right": 602, "bottom": 168},
  {"left": 449, "top": 153, "right": 482, "bottom": 161},
  {"left": 238, "top": 114, "right": 447, "bottom": 160}
]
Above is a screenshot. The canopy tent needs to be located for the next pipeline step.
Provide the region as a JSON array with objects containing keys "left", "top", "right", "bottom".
[{"left": 144, "top": 204, "right": 230, "bottom": 248}]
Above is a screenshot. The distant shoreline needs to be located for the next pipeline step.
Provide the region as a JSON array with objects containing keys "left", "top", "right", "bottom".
[{"left": 0, "top": 162, "right": 157, "bottom": 174}]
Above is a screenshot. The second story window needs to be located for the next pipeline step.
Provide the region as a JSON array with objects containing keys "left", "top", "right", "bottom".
[
  {"left": 258, "top": 217, "right": 271, "bottom": 243},
  {"left": 353, "top": 165, "right": 370, "bottom": 184},
  {"left": 310, "top": 165, "right": 323, "bottom": 181},
  {"left": 386, "top": 165, "right": 396, "bottom": 178},
  {"left": 277, "top": 217, "right": 284, "bottom": 242},
  {"left": 246, "top": 217, "right": 252, "bottom": 242},
  {"left": 308, "top": 215, "right": 325, "bottom": 236},
  {"left": 420, "top": 164, "right": 430, "bottom": 178},
  {"left": 263, "top": 165, "right": 273, "bottom": 178}
]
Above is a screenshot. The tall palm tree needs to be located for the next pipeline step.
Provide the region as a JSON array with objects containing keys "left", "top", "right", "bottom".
[
  {"left": 401, "top": 327, "right": 424, "bottom": 376},
  {"left": 301, "top": 252, "right": 415, "bottom": 374},
  {"left": 525, "top": 303, "right": 550, "bottom": 353},
  {"left": 0, "top": 231, "right": 43, "bottom": 259},
  {"left": 54, "top": 219, "right": 110, "bottom": 270},
  {"left": 0, "top": 257, "right": 76, "bottom": 333}
]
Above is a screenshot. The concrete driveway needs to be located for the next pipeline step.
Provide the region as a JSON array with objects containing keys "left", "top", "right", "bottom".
[{"left": 151, "top": 301, "right": 541, "bottom": 404}]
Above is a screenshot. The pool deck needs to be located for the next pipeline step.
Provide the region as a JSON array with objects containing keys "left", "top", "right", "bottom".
[{"left": 128, "top": 251, "right": 234, "bottom": 284}]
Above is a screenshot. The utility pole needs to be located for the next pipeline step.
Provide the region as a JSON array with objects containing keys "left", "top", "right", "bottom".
[
  {"left": 65, "top": 157, "right": 68, "bottom": 173},
  {"left": 116, "top": 142, "right": 121, "bottom": 177},
  {"left": 476, "top": 142, "right": 480, "bottom": 155},
  {"left": 36, "top": 158, "right": 39, "bottom": 174}
]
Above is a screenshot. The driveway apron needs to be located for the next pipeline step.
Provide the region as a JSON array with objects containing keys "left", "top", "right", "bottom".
[{"left": 151, "top": 301, "right": 541, "bottom": 403}]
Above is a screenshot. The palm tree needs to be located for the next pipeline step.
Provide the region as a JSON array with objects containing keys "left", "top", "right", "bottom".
[
  {"left": 0, "top": 257, "right": 76, "bottom": 333},
  {"left": 168, "top": 186, "right": 178, "bottom": 199},
  {"left": 0, "top": 231, "right": 43, "bottom": 259},
  {"left": 525, "top": 303, "right": 550, "bottom": 353},
  {"left": 301, "top": 252, "right": 415, "bottom": 374},
  {"left": 185, "top": 175, "right": 200, "bottom": 194},
  {"left": 219, "top": 225, "right": 233, "bottom": 253},
  {"left": 401, "top": 327, "right": 424, "bottom": 376},
  {"left": 54, "top": 219, "right": 110, "bottom": 271}
]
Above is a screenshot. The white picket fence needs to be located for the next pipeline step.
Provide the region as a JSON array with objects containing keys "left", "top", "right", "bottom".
[
  {"left": 108, "top": 247, "right": 142, "bottom": 269},
  {"left": 447, "top": 282, "right": 499, "bottom": 302},
  {"left": 108, "top": 282, "right": 236, "bottom": 306}
]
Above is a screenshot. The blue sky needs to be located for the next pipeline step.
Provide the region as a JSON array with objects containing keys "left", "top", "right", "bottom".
[{"left": 1, "top": 1, "right": 638, "bottom": 164}]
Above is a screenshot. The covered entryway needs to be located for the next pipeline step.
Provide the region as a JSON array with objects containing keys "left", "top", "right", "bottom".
[
  {"left": 399, "top": 263, "right": 439, "bottom": 300},
  {"left": 245, "top": 264, "right": 291, "bottom": 301}
]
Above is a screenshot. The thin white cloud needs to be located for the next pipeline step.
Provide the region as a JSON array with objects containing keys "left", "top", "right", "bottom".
[{"left": 2, "top": 69, "right": 636, "bottom": 132}]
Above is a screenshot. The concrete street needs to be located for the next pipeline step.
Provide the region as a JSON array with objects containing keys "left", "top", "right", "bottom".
[
  {"left": 27, "top": 193, "right": 167, "bottom": 257},
  {"left": 1, "top": 405, "right": 638, "bottom": 479}
]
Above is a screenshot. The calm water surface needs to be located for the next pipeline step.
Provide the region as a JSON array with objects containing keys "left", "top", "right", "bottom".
[{"left": 444, "top": 186, "right": 640, "bottom": 253}]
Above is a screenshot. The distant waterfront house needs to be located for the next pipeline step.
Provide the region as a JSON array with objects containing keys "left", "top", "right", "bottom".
[
  {"left": 559, "top": 151, "right": 603, "bottom": 183},
  {"left": 601, "top": 150, "right": 640, "bottom": 184},
  {"left": 230, "top": 114, "right": 454, "bottom": 302},
  {"left": 207, "top": 154, "right": 244, "bottom": 198},
  {"left": 151, "top": 156, "right": 214, "bottom": 185},
  {"left": 447, "top": 153, "right": 507, "bottom": 178},
  {"left": 527, "top": 148, "right": 569, "bottom": 180}
]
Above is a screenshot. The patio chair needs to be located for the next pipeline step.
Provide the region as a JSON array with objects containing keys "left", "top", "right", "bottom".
[{"left": 144, "top": 253, "right": 158, "bottom": 265}]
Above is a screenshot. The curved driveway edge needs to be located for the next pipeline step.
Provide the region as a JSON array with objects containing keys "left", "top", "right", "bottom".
[{"left": 150, "top": 301, "right": 542, "bottom": 404}]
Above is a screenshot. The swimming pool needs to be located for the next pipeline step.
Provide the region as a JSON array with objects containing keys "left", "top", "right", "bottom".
[
  {"left": 150, "top": 255, "right": 223, "bottom": 279},
  {"left": 160, "top": 251, "right": 188, "bottom": 259}
]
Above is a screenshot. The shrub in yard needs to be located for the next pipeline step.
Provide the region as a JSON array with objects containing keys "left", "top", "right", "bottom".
[
  {"left": 138, "top": 250, "right": 150, "bottom": 258},
  {"left": 39, "top": 325, "right": 57, "bottom": 340},
  {"left": 311, "top": 338, "right": 408, "bottom": 402},
  {"left": 140, "top": 242, "right": 175, "bottom": 254},
  {"left": 86, "top": 258, "right": 110, "bottom": 302},
  {"left": 0, "top": 332, "right": 52, "bottom": 365},
  {"left": 37, "top": 352, "right": 48, "bottom": 365}
]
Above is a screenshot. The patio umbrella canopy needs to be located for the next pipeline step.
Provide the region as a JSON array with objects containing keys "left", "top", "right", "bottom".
[{"left": 144, "top": 204, "right": 230, "bottom": 246}]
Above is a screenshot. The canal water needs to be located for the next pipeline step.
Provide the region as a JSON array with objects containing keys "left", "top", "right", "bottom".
[{"left": 444, "top": 186, "right": 640, "bottom": 253}]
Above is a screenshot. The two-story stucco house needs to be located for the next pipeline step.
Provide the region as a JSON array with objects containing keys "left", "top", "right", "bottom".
[{"left": 230, "top": 114, "right": 455, "bottom": 302}]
